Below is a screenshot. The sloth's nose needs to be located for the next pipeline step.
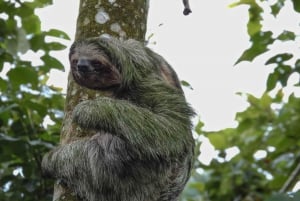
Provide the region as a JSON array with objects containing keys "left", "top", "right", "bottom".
[
  {"left": 77, "top": 64, "right": 89, "bottom": 73},
  {"left": 77, "top": 59, "right": 90, "bottom": 73}
]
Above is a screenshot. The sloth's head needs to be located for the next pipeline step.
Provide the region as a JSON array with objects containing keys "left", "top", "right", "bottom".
[{"left": 69, "top": 39, "right": 121, "bottom": 90}]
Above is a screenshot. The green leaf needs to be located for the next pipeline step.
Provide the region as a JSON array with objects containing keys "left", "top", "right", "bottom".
[
  {"left": 41, "top": 54, "right": 65, "bottom": 71},
  {"left": 0, "top": 78, "right": 7, "bottom": 91},
  {"left": 22, "top": 15, "right": 41, "bottom": 34},
  {"left": 265, "top": 53, "right": 293, "bottom": 65},
  {"left": 0, "top": 18, "right": 6, "bottom": 36},
  {"left": 276, "top": 65, "right": 293, "bottom": 87},
  {"left": 17, "top": 3, "right": 34, "bottom": 18},
  {"left": 270, "top": 0, "right": 285, "bottom": 17},
  {"left": 291, "top": 0, "right": 300, "bottom": 13},
  {"left": 6, "top": 18, "right": 17, "bottom": 33},
  {"left": 265, "top": 54, "right": 294, "bottom": 90},
  {"left": 7, "top": 67, "right": 38, "bottom": 88},
  {"left": 247, "top": 3, "right": 263, "bottom": 36},
  {"left": 247, "top": 13, "right": 262, "bottom": 36},
  {"left": 268, "top": 175, "right": 286, "bottom": 189},
  {"left": 46, "top": 29, "right": 70, "bottom": 40},
  {"left": 277, "top": 30, "right": 296, "bottom": 41},
  {"left": 181, "top": 80, "right": 193, "bottom": 90},
  {"left": 25, "top": 100, "right": 47, "bottom": 116},
  {"left": 195, "top": 121, "right": 204, "bottom": 135},
  {"left": 274, "top": 89, "right": 284, "bottom": 102},
  {"left": 236, "top": 31, "right": 274, "bottom": 64},
  {"left": 267, "top": 72, "right": 278, "bottom": 91},
  {"left": 29, "top": 34, "right": 45, "bottom": 52},
  {"left": 260, "top": 93, "right": 272, "bottom": 108},
  {"left": 46, "top": 42, "right": 67, "bottom": 51},
  {"left": 294, "top": 59, "right": 300, "bottom": 73},
  {"left": 24, "top": 0, "right": 52, "bottom": 9},
  {"left": 207, "top": 133, "right": 227, "bottom": 150}
]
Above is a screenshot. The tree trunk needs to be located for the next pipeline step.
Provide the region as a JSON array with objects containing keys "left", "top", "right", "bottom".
[{"left": 52, "top": 0, "right": 149, "bottom": 200}]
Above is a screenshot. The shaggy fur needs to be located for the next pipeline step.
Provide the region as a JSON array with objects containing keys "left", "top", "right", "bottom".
[{"left": 42, "top": 37, "right": 195, "bottom": 201}]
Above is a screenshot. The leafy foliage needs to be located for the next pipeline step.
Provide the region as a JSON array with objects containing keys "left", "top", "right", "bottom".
[
  {"left": 184, "top": 93, "right": 300, "bottom": 201},
  {"left": 0, "top": 0, "right": 67, "bottom": 200},
  {"left": 182, "top": 0, "right": 300, "bottom": 201}
]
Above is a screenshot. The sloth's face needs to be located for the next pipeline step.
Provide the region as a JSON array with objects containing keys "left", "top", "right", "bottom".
[{"left": 69, "top": 43, "right": 121, "bottom": 90}]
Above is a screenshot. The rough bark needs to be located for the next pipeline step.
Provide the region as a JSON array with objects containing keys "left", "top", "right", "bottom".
[{"left": 53, "top": 0, "right": 149, "bottom": 200}]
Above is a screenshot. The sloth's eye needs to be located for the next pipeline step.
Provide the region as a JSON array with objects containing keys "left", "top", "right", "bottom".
[
  {"left": 72, "top": 59, "right": 78, "bottom": 65},
  {"left": 91, "top": 60, "right": 102, "bottom": 68},
  {"left": 91, "top": 60, "right": 111, "bottom": 73}
]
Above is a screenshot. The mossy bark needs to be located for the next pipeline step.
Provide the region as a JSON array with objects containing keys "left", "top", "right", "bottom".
[{"left": 53, "top": 0, "right": 149, "bottom": 200}]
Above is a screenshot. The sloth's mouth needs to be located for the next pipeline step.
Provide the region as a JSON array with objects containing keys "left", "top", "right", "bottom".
[{"left": 76, "top": 68, "right": 111, "bottom": 75}]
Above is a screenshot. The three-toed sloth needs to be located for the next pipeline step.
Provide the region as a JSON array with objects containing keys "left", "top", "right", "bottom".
[{"left": 42, "top": 37, "right": 195, "bottom": 201}]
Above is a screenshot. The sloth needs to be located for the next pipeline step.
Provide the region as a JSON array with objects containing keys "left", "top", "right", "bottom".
[{"left": 42, "top": 36, "right": 195, "bottom": 201}]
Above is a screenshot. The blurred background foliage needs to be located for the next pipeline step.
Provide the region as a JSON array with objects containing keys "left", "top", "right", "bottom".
[
  {"left": 1, "top": 0, "right": 300, "bottom": 201},
  {"left": 0, "top": 0, "right": 67, "bottom": 200},
  {"left": 183, "top": 0, "right": 300, "bottom": 201}
]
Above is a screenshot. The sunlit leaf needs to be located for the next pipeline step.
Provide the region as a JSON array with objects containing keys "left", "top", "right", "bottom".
[
  {"left": 195, "top": 120, "right": 204, "bottom": 135},
  {"left": 46, "top": 29, "right": 70, "bottom": 40},
  {"left": 229, "top": 0, "right": 263, "bottom": 36},
  {"left": 229, "top": 0, "right": 258, "bottom": 8},
  {"left": 207, "top": 133, "right": 227, "bottom": 150},
  {"left": 260, "top": 93, "right": 272, "bottom": 108}
]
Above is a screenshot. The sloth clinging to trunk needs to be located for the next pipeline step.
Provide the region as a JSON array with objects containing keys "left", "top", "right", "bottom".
[{"left": 42, "top": 36, "right": 195, "bottom": 201}]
